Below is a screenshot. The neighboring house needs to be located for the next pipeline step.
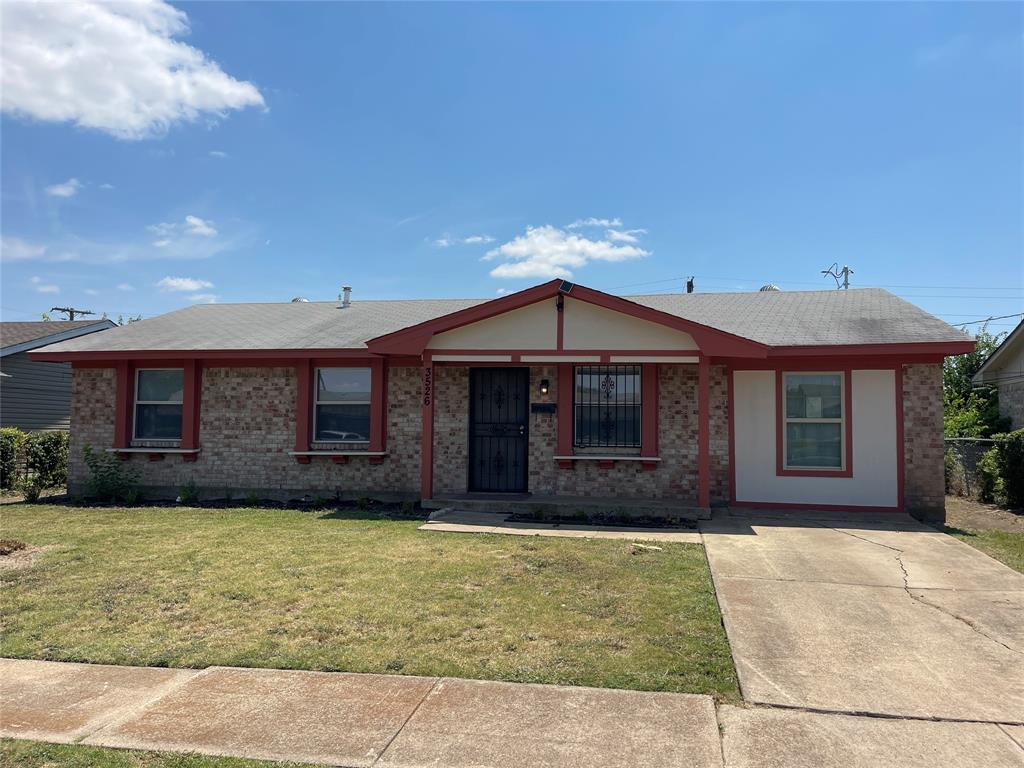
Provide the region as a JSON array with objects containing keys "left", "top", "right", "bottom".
[
  {"left": 31, "top": 281, "right": 973, "bottom": 521},
  {"left": 1, "top": 319, "right": 116, "bottom": 431},
  {"left": 972, "top": 319, "right": 1024, "bottom": 430}
]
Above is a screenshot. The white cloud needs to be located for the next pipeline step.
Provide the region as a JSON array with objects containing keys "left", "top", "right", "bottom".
[
  {"left": 158, "top": 276, "right": 213, "bottom": 292},
  {"left": 567, "top": 217, "right": 622, "bottom": 230},
  {"left": 84, "top": 288, "right": 99, "bottom": 296},
  {"left": 153, "top": 239, "right": 171, "bottom": 248},
  {"left": 45, "top": 178, "right": 83, "bottom": 197},
  {"left": 208, "top": 150, "right": 228, "bottom": 158},
  {"left": 496, "top": 288, "right": 510, "bottom": 296},
  {"left": 117, "top": 283, "right": 134, "bottom": 291},
  {"left": 184, "top": 215, "right": 217, "bottom": 237},
  {"left": 485, "top": 225, "right": 650, "bottom": 280},
  {"left": 99, "top": 183, "right": 115, "bottom": 190},
  {"left": 606, "top": 228, "right": 647, "bottom": 244},
  {"left": 435, "top": 233, "right": 495, "bottom": 247},
  {"left": 1, "top": 236, "right": 47, "bottom": 261},
  {"left": 1, "top": 1, "right": 265, "bottom": 140},
  {"left": 189, "top": 293, "right": 218, "bottom": 303},
  {"left": 30, "top": 276, "right": 59, "bottom": 293}
]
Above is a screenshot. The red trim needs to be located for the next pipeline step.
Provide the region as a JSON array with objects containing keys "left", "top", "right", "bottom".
[
  {"left": 182, "top": 453, "right": 198, "bottom": 463},
  {"left": 181, "top": 360, "right": 202, "bottom": 451},
  {"left": 732, "top": 500, "right": 902, "bottom": 513},
  {"left": 369, "top": 358, "right": 386, "bottom": 452},
  {"left": 556, "top": 363, "right": 573, "bottom": 459},
  {"left": 775, "top": 369, "right": 854, "bottom": 478},
  {"left": 698, "top": 357, "right": 711, "bottom": 508},
  {"left": 331, "top": 455, "right": 349, "bottom": 465},
  {"left": 295, "top": 360, "right": 312, "bottom": 452},
  {"left": 147, "top": 453, "right": 164, "bottom": 462},
  {"left": 896, "top": 365, "right": 905, "bottom": 511},
  {"left": 369, "top": 455, "right": 386, "bottom": 466},
  {"left": 113, "top": 361, "right": 133, "bottom": 449},
  {"left": 426, "top": 348, "right": 704, "bottom": 358},
  {"left": 641, "top": 363, "right": 658, "bottom": 458},
  {"left": 727, "top": 368, "right": 736, "bottom": 505},
  {"left": 597, "top": 459, "right": 615, "bottom": 469},
  {"left": 719, "top": 355, "right": 927, "bottom": 370},
  {"left": 420, "top": 357, "right": 434, "bottom": 500}
]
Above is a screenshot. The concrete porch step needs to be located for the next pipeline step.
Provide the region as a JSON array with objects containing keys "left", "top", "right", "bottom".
[{"left": 423, "top": 494, "right": 711, "bottom": 522}]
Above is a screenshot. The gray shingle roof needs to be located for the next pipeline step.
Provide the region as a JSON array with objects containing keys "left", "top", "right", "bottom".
[
  {"left": 35, "top": 287, "right": 969, "bottom": 355},
  {"left": 1, "top": 320, "right": 113, "bottom": 348}
]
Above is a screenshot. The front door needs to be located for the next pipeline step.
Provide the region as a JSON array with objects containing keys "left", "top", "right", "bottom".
[{"left": 469, "top": 367, "right": 529, "bottom": 492}]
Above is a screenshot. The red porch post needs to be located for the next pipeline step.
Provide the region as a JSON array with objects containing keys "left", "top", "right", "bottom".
[
  {"left": 369, "top": 357, "right": 386, "bottom": 452},
  {"left": 420, "top": 355, "right": 434, "bottom": 500},
  {"left": 556, "top": 363, "right": 573, "bottom": 467},
  {"left": 698, "top": 356, "right": 711, "bottom": 509},
  {"left": 294, "top": 359, "right": 312, "bottom": 459},
  {"left": 113, "top": 360, "right": 133, "bottom": 449}
]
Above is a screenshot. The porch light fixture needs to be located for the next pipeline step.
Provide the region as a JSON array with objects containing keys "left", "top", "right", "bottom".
[{"left": 539, "top": 379, "right": 550, "bottom": 395}]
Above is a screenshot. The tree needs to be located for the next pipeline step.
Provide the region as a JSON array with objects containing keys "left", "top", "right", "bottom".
[{"left": 943, "top": 325, "right": 1010, "bottom": 438}]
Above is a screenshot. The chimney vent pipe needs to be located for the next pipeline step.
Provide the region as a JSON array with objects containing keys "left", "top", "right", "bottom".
[{"left": 341, "top": 285, "right": 352, "bottom": 308}]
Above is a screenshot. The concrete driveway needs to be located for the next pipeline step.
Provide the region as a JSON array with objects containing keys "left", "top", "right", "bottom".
[{"left": 700, "top": 511, "right": 1024, "bottom": 724}]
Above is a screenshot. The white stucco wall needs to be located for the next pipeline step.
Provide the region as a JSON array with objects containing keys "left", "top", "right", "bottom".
[
  {"left": 733, "top": 369, "right": 899, "bottom": 507},
  {"left": 562, "top": 298, "right": 698, "bottom": 350}
]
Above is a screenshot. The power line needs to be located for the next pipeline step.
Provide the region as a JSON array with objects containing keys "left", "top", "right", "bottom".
[
  {"left": 613, "top": 274, "right": 1024, "bottom": 293},
  {"left": 951, "top": 313, "right": 1023, "bottom": 326}
]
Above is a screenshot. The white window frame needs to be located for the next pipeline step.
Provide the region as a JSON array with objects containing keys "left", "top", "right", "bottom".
[
  {"left": 133, "top": 367, "right": 184, "bottom": 441},
  {"left": 313, "top": 367, "right": 371, "bottom": 444},
  {"left": 782, "top": 371, "right": 846, "bottom": 472}
]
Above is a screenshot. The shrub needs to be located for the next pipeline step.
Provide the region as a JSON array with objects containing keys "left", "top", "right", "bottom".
[
  {"left": 25, "top": 431, "right": 69, "bottom": 488},
  {"left": 0, "top": 427, "right": 27, "bottom": 490},
  {"left": 83, "top": 445, "right": 141, "bottom": 503},
  {"left": 991, "top": 429, "right": 1024, "bottom": 509},
  {"left": 18, "top": 475, "right": 43, "bottom": 503},
  {"left": 178, "top": 479, "right": 199, "bottom": 505},
  {"left": 976, "top": 447, "right": 1002, "bottom": 504}
]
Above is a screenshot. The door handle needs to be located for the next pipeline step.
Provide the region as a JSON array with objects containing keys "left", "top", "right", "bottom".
[{"left": 519, "top": 425, "right": 525, "bottom": 435}]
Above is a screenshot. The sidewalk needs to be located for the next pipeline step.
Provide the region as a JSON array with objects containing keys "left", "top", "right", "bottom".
[{"left": 4, "top": 658, "right": 1022, "bottom": 767}]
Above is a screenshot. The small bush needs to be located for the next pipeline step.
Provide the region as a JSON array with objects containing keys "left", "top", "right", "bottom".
[
  {"left": 25, "top": 431, "right": 69, "bottom": 488},
  {"left": 0, "top": 539, "right": 27, "bottom": 556},
  {"left": 0, "top": 427, "right": 27, "bottom": 490},
  {"left": 83, "top": 446, "right": 141, "bottom": 503},
  {"left": 356, "top": 496, "right": 370, "bottom": 510},
  {"left": 18, "top": 475, "right": 43, "bottom": 503},
  {"left": 977, "top": 447, "right": 1002, "bottom": 504},
  {"left": 178, "top": 479, "right": 199, "bottom": 505},
  {"left": 401, "top": 500, "right": 416, "bottom": 516}
]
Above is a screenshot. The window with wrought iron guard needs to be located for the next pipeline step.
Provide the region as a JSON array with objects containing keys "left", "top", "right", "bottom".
[{"left": 573, "top": 365, "right": 641, "bottom": 449}]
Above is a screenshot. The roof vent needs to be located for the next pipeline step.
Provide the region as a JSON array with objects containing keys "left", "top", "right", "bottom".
[
  {"left": 291, "top": 297, "right": 309, "bottom": 303},
  {"left": 340, "top": 285, "right": 352, "bottom": 308},
  {"left": 759, "top": 283, "right": 781, "bottom": 292}
]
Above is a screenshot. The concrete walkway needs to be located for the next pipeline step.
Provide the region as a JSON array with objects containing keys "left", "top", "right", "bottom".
[
  {"left": 700, "top": 511, "right": 1024, "bottom": 724},
  {"left": 0, "top": 658, "right": 721, "bottom": 768}
]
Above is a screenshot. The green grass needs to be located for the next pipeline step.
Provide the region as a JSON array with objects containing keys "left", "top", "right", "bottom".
[
  {"left": 0, "top": 504, "right": 738, "bottom": 700},
  {"left": 0, "top": 739, "right": 313, "bottom": 767},
  {"left": 949, "top": 527, "right": 1024, "bottom": 573}
]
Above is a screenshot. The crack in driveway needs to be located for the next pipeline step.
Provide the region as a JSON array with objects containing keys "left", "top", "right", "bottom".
[{"left": 821, "top": 524, "right": 1022, "bottom": 656}]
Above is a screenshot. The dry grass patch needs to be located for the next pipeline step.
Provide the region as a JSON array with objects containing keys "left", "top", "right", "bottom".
[{"left": 0, "top": 504, "right": 739, "bottom": 701}]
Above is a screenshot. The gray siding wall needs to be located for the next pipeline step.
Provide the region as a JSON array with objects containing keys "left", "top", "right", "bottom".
[{"left": 0, "top": 353, "right": 73, "bottom": 431}]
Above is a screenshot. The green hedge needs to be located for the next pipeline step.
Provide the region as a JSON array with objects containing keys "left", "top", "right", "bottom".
[
  {"left": 977, "top": 429, "right": 1024, "bottom": 509},
  {"left": 0, "top": 428, "right": 69, "bottom": 492}
]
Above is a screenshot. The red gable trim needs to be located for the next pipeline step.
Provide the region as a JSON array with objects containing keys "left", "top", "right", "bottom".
[{"left": 366, "top": 280, "right": 771, "bottom": 358}]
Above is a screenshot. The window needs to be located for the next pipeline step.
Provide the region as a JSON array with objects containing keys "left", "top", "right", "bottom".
[
  {"left": 574, "top": 365, "right": 641, "bottom": 449},
  {"left": 314, "top": 368, "right": 371, "bottom": 443},
  {"left": 134, "top": 369, "right": 184, "bottom": 440},
  {"left": 783, "top": 373, "right": 844, "bottom": 470}
]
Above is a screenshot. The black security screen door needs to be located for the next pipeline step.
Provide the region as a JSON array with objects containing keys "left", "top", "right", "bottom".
[{"left": 469, "top": 368, "right": 529, "bottom": 492}]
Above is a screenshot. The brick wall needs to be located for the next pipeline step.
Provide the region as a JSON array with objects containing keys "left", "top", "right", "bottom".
[
  {"left": 902, "top": 363, "right": 945, "bottom": 519},
  {"left": 998, "top": 380, "right": 1024, "bottom": 430},
  {"left": 431, "top": 363, "right": 729, "bottom": 505},
  {"left": 69, "top": 366, "right": 421, "bottom": 499}
]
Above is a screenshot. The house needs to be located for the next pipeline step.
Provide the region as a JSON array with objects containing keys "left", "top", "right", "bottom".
[
  {"left": 972, "top": 319, "right": 1024, "bottom": 430},
  {"left": 1, "top": 319, "right": 116, "bottom": 432},
  {"left": 30, "top": 281, "right": 973, "bottom": 521}
]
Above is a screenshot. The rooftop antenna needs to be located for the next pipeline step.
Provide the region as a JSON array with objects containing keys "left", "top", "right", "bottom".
[
  {"left": 685, "top": 276, "right": 695, "bottom": 294},
  {"left": 49, "top": 306, "right": 95, "bottom": 321},
  {"left": 821, "top": 263, "right": 853, "bottom": 290}
]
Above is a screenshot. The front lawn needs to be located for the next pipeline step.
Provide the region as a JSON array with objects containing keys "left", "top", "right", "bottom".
[
  {"left": 0, "top": 504, "right": 738, "bottom": 700},
  {"left": 949, "top": 527, "right": 1024, "bottom": 573}
]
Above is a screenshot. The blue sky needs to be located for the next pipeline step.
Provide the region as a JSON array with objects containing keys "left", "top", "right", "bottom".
[{"left": 2, "top": 1, "right": 1021, "bottom": 334}]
